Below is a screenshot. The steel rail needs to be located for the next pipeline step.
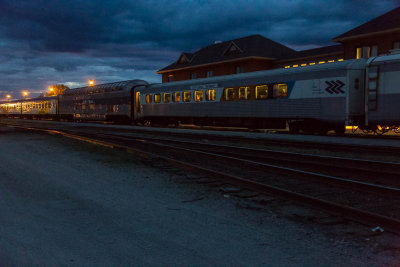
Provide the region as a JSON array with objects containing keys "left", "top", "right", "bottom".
[{"left": 5, "top": 123, "right": 400, "bottom": 235}]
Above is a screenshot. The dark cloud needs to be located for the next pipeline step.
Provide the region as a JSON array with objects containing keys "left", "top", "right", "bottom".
[{"left": 0, "top": 0, "right": 398, "bottom": 98}]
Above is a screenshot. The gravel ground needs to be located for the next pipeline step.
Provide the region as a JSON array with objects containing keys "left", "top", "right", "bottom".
[{"left": 0, "top": 125, "right": 399, "bottom": 266}]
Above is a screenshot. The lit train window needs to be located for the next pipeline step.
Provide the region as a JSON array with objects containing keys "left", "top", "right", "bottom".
[
  {"left": 273, "top": 83, "right": 288, "bottom": 98},
  {"left": 173, "top": 92, "right": 180, "bottom": 102},
  {"left": 255, "top": 85, "right": 268, "bottom": 99},
  {"left": 205, "top": 89, "right": 216, "bottom": 101},
  {"left": 194, "top": 91, "right": 203, "bottom": 102},
  {"left": 163, "top": 93, "right": 171, "bottom": 103},
  {"left": 183, "top": 91, "right": 191, "bottom": 102},
  {"left": 224, "top": 88, "right": 238, "bottom": 101},
  {"left": 145, "top": 94, "right": 152, "bottom": 103},
  {"left": 238, "top": 87, "right": 250, "bottom": 100},
  {"left": 154, "top": 94, "right": 161, "bottom": 103}
]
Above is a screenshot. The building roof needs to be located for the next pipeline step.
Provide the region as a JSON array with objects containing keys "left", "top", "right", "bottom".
[
  {"left": 157, "top": 34, "right": 296, "bottom": 73},
  {"left": 279, "top": 45, "right": 343, "bottom": 61},
  {"left": 333, "top": 6, "right": 400, "bottom": 41}
]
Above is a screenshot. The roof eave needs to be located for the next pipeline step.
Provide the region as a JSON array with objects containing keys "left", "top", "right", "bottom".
[
  {"left": 277, "top": 51, "right": 344, "bottom": 63},
  {"left": 333, "top": 27, "right": 400, "bottom": 42},
  {"left": 156, "top": 56, "right": 275, "bottom": 74}
]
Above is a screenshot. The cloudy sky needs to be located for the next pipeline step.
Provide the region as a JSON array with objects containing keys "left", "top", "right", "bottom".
[{"left": 0, "top": 0, "right": 398, "bottom": 98}]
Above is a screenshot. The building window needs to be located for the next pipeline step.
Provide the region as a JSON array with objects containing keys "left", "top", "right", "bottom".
[
  {"left": 206, "top": 71, "right": 213, "bottom": 77},
  {"left": 236, "top": 66, "right": 243, "bottom": 74},
  {"left": 356, "top": 46, "right": 377, "bottom": 58},
  {"left": 167, "top": 75, "right": 173, "bottom": 82},
  {"left": 394, "top": 41, "right": 400, "bottom": 49},
  {"left": 371, "top": 45, "right": 378, "bottom": 56},
  {"left": 191, "top": 73, "right": 197, "bottom": 79}
]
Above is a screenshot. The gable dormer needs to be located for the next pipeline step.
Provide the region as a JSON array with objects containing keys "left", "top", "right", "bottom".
[
  {"left": 223, "top": 41, "right": 243, "bottom": 56},
  {"left": 177, "top": 52, "right": 193, "bottom": 64}
]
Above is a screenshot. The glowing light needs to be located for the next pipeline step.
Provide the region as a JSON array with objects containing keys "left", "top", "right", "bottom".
[
  {"left": 301, "top": 64, "right": 307, "bottom": 66},
  {"left": 338, "top": 59, "right": 344, "bottom": 61},
  {"left": 292, "top": 65, "right": 298, "bottom": 68},
  {"left": 284, "top": 66, "right": 290, "bottom": 69},
  {"left": 22, "top": 91, "right": 29, "bottom": 97},
  {"left": 88, "top": 80, "right": 94, "bottom": 86},
  {"left": 309, "top": 62, "right": 316, "bottom": 65},
  {"left": 49, "top": 87, "right": 54, "bottom": 92},
  {"left": 318, "top": 61, "right": 325, "bottom": 64},
  {"left": 328, "top": 60, "right": 335, "bottom": 63},
  {"left": 6, "top": 94, "right": 11, "bottom": 99}
]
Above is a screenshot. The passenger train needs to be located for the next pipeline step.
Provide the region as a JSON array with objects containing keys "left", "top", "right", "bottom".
[{"left": 1, "top": 50, "right": 400, "bottom": 135}]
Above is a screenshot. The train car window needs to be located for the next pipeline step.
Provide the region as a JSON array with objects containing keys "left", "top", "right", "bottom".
[
  {"left": 255, "top": 85, "right": 268, "bottom": 99},
  {"left": 224, "top": 88, "right": 238, "bottom": 101},
  {"left": 173, "top": 92, "right": 181, "bottom": 102},
  {"left": 163, "top": 93, "right": 171, "bottom": 103},
  {"left": 273, "top": 83, "right": 288, "bottom": 98},
  {"left": 145, "top": 94, "right": 152, "bottom": 103},
  {"left": 183, "top": 91, "right": 191, "bottom": 102},
  {"left": 194, "top": 91, "right": 203, "bottom": 102},
  {"left": 238, "top": 87, "right": 251, "bottom": 100},
  {"left": 154, "top": 94, "right": 161, "bottom": 103},
  {"left": 205, "top": 89, "right": 216, "bottom": 101}
]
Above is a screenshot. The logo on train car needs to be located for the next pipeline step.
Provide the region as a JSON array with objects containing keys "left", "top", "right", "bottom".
[{"left": 325, "top": 80, "right": 345, "bottom": 94}]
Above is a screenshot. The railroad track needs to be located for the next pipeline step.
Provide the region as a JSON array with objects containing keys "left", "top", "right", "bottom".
[{"left": 3, "top": 121, "right": 400, "bottom": 235}]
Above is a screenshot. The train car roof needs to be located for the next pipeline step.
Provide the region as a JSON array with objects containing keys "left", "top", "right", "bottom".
[
  {"left": 63, "top": 79, "right": 148, "bottom": 96},
  {"left": 148, "top": 58, "right": 366, "bottom": 89},
  {"left": 0, "top": 96, "right": 57, "bottom": 104}
]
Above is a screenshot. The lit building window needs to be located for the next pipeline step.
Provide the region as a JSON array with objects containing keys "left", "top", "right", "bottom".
[{"left": 356, "top": 47, "right": 362, "bottom": 59}]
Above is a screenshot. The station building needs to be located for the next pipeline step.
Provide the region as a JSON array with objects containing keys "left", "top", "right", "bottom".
[{"left": 157, "top": 6, "right": 400, "bottom": 83}]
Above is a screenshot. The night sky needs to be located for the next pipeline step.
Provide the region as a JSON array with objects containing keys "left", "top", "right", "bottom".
[{"left": 0, "top": 0, "right": 398, "bottom": 98}]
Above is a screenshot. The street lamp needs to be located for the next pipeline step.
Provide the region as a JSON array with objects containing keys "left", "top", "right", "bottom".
[
  {"left": 6, "top": 94, "right": 11, "bottom": 100},
  {"left": 88, "top": 79, "right": 94, "bottom": 86},
  {"left": 49, "top": 87, "right": 54, "bottom": 95},
  {"left": 22, "top": 91, "right": 29, "bottom": 98}
]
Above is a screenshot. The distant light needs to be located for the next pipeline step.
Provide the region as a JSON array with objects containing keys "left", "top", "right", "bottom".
[
  {"left": 49, "top": 87, "right": 54, "bottom": 92},
  {"left": 292, "top": 65, "right": 298, "bottom": 68},
  {"left": 284, "top": 66, "right": 290, "bottom": 69},
  {"left": 328, "top": 60, "right": 335, "bottom": 63},
  {"left": 309, "top": 62, "right": 316, "bottom": 65},
  {"left": 22, "top": 91, "right": 29, "bottom": 97},
  {"left": 300, "top": 63, "right": 307, "bottom": 66},
  {"left": 6, "top": 94, "right": 11, "bottom": 99},
  {"left": 88, "top": 80, "right": 94, "bottom": 86},
  {"left": 318, "top": 61, "right": 325, "bottom": 64},
  {"left": 338, "top": 59, "right": 344, "bottom": 61}
]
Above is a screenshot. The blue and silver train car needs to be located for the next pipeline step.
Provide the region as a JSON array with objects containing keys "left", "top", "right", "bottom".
[
  {"left": 134, "top": 58, "right": 367, "bottom": 134},
  {"left": 364, "top": 51, "right": 400, "bottom": 129},
  {"left": 59, "top": 80, "right": 147, "bottom": 121}
]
